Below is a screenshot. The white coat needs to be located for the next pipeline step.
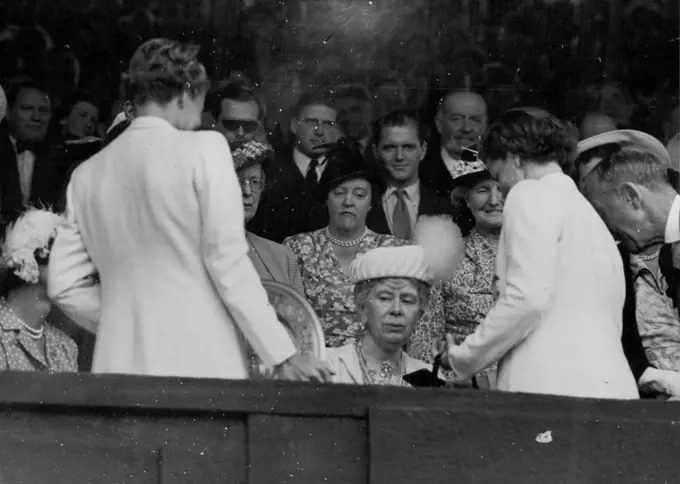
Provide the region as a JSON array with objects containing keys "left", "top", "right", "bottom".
[
  {"left": 47, "top": 116, "right": 296, "bottom": 379},
  {"left": 449, "top": 172, "right": 639, "bottom": 399}
]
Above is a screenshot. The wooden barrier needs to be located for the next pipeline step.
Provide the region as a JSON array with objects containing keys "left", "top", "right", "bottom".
[{"left": 0, "top": 371, "right": 678, "bottom": 483}]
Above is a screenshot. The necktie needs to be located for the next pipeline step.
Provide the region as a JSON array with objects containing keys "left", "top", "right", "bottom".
[
  {"left": 306, "top": 157, "right": 319, "bottom": 186},
  {"left": 392, "top": 189, "right": 412, "bottom": 240}
]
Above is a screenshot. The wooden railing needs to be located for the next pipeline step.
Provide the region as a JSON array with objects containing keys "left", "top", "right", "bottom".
[{"left": 0, "top": 371, "right": 678, "bottom": 483}]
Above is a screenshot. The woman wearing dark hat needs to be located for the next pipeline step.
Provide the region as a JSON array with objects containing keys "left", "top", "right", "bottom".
[
  {"left": 284, "top": 139, "right": 405, "bottom": 348},
  {"left": 234, "top": 140, "right": 303, "bottom": 294},
  {"left": 408, "top": 159, "right": 504, "bottom": 388}
]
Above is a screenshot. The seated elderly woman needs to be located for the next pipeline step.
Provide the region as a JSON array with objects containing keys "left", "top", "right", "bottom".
[
  {"left": 325, "top": 216, "right": 464, "bottom": 385},
  {"left": 0, "top": 209, "right": 78, "bottom": 371},
  {"left": 284, "top": 139, "right": 403, "bottom": 348},
  {"left": 233, "top": 140, "right": 304, "bottom": 294},
  {"left": 409, "top": 160, "right": 504, "bottom": 388}
]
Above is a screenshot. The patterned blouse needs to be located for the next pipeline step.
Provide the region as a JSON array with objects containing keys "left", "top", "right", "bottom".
[
  {"left": 284, "top": 228, "right": 402, "bottom": 347},
  {"left": 630, "top": 255, "right": 680, "bottom": 371},
  {"left": 408, "top": 229, "right": 498, "bottom": 384},
  {"left": 0, "top": 298, "right": 78, "bottom": 372}
]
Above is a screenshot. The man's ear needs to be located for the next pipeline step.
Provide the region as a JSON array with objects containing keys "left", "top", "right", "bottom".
[
  {"left": 622, "top": 182, "right": 644, "bottom": 210},
  {"left": 434, "top": 111, "right": 444, "bottom": 135},
  {"left": 289, "top": 118, "right": 298, "bottom": 138},
  {"left": 419, "top": 140, "right": 428, "bottom": 160}
]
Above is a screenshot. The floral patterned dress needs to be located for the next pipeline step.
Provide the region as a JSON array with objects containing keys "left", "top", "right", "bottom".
[
  {"left": 408, "top": 229, "right": 498, "bottom": 386},
  {"left": 0, "top": 298, "right": 78, "bottom": 372},
  {"left": 284, "top": 228, "right": 402, "bottom": 348}
]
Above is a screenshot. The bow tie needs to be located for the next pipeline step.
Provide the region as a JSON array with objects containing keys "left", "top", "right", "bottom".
[{"left": 15, "top": 140, "right": 32, "bottom": 154}]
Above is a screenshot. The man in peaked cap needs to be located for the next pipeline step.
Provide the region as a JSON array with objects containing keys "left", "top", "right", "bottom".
[{"left": 576, "top": 129, "right": 676, "bottom": 254}]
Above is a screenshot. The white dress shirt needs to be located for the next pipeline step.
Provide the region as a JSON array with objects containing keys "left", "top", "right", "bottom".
[
  {"left": 47, "top": 116, "right": 297, "bottom": 379},
  {"left": 9, "top": 136, "right": 35, "bottom": 203},
  {"left": 448, "top": 172, "right": 638, "bottom": 399},
  {"left": 293, "top": 147, "right": 327, "bottom": 181},
  {"left": 382, "top": 181, "right": 420, "bottom": 235},
  {"left": 664, "top": 195, "right": 680, "bottom": 243}
]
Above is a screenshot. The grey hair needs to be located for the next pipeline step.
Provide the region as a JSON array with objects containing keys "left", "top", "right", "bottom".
[
  {"left": 587, "top": 146, "right": 671, "bottom": 195},
  {"left": 353, "top": 278, "right": 431, "bottom": 316}
]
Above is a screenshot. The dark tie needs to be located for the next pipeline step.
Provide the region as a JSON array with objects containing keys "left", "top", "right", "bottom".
[
  {"left": 392, "top": 189, "right": 412, "bottom": 240},
  {"left": 306, "top": 157, "right": 319, "bottom": 186}
]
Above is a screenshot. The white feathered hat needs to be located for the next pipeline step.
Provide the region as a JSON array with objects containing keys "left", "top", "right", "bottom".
[
  {"left": 349, "top": 215, "right": 465, "bottom": 285},
  {"left": 1, "top": 208, "right": 66, "bottom": 284}
]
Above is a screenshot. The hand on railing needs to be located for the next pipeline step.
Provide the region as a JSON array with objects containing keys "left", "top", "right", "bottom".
[{"left": 273, "top": 353, "right": 335, "bottom": 383}]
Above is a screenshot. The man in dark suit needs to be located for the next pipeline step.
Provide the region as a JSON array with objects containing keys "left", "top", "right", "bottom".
[
  {"left": 366, "top": 110, "right": 455, "bottom": 239},
  {"left": 420, "top": 89, "right": 488, "bottom": 201},
  {"left": 248, "top": 90, "right": 342, "bottom": 243},
  {"left": 0, "top": 80, "right": 61, "bottom": 233}
]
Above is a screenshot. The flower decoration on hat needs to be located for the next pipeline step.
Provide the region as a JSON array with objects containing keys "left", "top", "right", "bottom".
[
  {"left": 349, "top": 215, "right": 465, "bottom": 286},
  {"left": 451, "top": 159, "right": 487, "bottom": 182},
  {"left": 232, "top": 140, "right": 274, "bottom": 171},
  {"left": 1, "top": 208, "right": 66, "bottom": 284}
]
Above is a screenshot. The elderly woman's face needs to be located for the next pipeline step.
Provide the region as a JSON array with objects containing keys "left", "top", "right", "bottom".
[
  {"left": 466, "top": 178, "right": 504, "bottom": 231},
  {"left": 238, "top": 164, "right": 265, "bottom": 223},
  {"left": 363, "top": 278, "right": 422, "bottom": 348},
  {"left": 327, "top": 178, "right": 372, "bottom": 233}
]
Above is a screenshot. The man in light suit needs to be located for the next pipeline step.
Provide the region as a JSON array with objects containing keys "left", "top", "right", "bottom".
[
  {"left": 47, "top": 38, "right": 331, "bottom": 382},
  {"left": 441, "top": 109, "right": 639, "bottom": 399}
]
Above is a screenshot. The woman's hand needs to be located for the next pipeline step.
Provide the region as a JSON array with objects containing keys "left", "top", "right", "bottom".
[{"left": 432, "top": 333, "right": 464, "bottom": 370}]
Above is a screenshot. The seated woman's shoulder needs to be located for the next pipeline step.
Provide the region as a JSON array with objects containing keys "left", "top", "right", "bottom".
[
  {"left": 373, "top": 232, "right": 407, "bottom": 248},
  {"left": 283, "top": 229, "right": 321, "bottom": 249},
  {"left": 45, "top": 325, "right": 79, "bottom": 353}
]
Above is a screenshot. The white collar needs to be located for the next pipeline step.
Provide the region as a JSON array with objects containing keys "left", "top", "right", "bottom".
[
  {"left": 664, "top": 194, "right": 680, "bottom": 243},
  {"left": 384, "top": 180, "right": 420, "bottom": 200},
  {"left": 440, "top": 147, "right": 459, "bottom": 165},
  {"left": 293, "top": 147, "right": 326, "bottom": 171}
]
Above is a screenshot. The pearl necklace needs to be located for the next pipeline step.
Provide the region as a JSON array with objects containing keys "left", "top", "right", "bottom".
[
  {"left": 638, "top": 249, "right": 661, "bottom": 261},
  {"left": 21, "top": 321, "right": 44, "bottom": 340},
  {"left": 326, "top": 227, "right": 367, "bottom": 248}
]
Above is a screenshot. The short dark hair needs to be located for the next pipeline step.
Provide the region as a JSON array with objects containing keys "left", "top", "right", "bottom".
[
  {"left": 372, "top": 110, "right": 430, "bottom": 145},
  {"left": 127, "top": 38, "right": 210, "bottom": 107},
  {"left": 6, "top": 80, "right": 51, "bottom": 108},
  {"left": 208, "top": 82, "right": 265, "bottom": 121},
  {"left": 292, "top": 89, "right": 337, "bottom": 119},
  {"left": 60, "top": 91, "right": 100, "bottom": 119},
  {"left": 480, "top": 109, "right": 576, "bottom": 169}
]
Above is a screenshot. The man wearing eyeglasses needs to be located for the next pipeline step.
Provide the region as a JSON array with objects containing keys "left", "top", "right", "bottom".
[
  {"left": 210, "top": 82, "right": 266, "bottom": 147},
  {"left": 249, "top": 90, "right": 342, "bottom": 243}
]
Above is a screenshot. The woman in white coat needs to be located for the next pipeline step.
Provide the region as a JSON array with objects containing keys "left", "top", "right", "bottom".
[{"left": 441, "top": 109, "right": 639, "bottom": 400}]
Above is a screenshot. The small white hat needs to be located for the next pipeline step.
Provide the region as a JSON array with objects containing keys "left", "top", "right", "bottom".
[
  {"left": 450, "top": 159, "right": 489, "bottom": 186},
  {"left": 349, "top": 246, "right": 431, "bottom": 285}
]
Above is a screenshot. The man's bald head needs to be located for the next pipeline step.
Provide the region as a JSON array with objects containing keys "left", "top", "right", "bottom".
[{"left": 435, "top": 91, "right": 487, "bottom": 158}]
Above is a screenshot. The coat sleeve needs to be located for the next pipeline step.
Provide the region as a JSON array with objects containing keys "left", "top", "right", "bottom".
[
  {"left": 47, "top": 178, "right": 101, "bottom": 333},
  {"left": 448, "top": 181, "right": 561, "bottom": 380},
  {"left": 194, "top": 133, "right": 297, "bottom": 368}
]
